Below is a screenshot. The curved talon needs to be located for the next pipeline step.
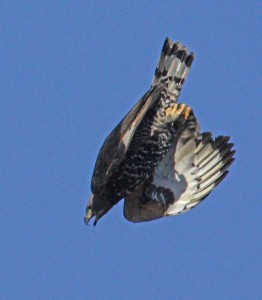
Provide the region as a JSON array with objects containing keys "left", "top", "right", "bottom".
[
  {"left": 184, "top": 106, "right": 191, "bottom": 120},
  {"left": 176, "top": 103, "right": 186, "bottom": 115},
  {"left": 165, "top": 104, "right": 178, "bottom": 117},
  {"left": 164, "top": 103, "right": 191, "bottom": 122}
]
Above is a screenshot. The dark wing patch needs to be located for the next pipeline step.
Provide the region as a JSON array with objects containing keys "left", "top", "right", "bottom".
[{"left": 91, "top": 85, "right": 165, "bottom": 194}]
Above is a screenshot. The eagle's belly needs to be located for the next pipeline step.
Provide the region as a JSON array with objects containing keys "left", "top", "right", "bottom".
[{"left": 109, "top": 106, "right": 176, "bottom": 198}]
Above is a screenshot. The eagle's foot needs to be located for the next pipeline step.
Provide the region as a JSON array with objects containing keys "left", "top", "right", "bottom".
[{"left": 164, "top": 103, "right": 191, "bottom": 122}]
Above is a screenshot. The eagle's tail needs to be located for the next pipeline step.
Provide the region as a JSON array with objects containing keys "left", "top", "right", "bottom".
[{"left": 152, "top": 37, "right": 194, "bottom": 100}]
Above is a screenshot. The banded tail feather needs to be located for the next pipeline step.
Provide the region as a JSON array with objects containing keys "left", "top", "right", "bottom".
[{"left": 152, "top": 37, "right": 194, "bottom": 100}]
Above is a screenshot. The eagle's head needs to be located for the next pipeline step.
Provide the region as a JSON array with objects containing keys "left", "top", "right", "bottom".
[{"left": 84, "top": 193, "right": 114, "bottom": 226}]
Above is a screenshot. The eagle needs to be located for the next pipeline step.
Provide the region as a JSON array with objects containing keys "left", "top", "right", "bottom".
[{"left": 84, "top": 38, "right": 235, "bottom": 225}]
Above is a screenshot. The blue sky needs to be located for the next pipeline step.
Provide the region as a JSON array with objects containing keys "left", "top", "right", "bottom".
[{"left": 1, "top": 1, "right": 261, "bottom": 299}]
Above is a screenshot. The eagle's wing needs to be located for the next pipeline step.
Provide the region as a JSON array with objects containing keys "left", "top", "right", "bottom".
[
  {"left": 91, "top": 85, "right": 165, "bottom": 194},
  {"left": 91, "top": 38, "right": 194, "bottom": 195},
  {"left": 124, "top": 112, "right": 235, "bottom": 222}
]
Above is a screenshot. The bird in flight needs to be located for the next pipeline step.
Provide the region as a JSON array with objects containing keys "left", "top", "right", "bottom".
[{"left": 84, "top": 37, "right": 235, "bottom": 225}]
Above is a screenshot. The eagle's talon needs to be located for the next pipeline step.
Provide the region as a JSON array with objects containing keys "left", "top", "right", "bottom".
[
  {"left": 176, "top": 103, "right": 186, "bottom": 115},
  {"left": 165, "top": 103, "right": 178, "bottom": 116},
  {"left": 183, "top": 106, "right": 191, "bottom": 120},
  {"left": 164, "top": 103, "right": 191, "bottom": 122}
]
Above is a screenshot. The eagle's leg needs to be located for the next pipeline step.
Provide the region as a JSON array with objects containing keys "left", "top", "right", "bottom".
[{"left": 163, "top": 103, "right": 191, "bottom": 123}]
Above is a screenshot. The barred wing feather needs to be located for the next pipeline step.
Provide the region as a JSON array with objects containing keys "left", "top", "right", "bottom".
[{"left": 124, "top": 114, "right": 235, "bottom": 222}]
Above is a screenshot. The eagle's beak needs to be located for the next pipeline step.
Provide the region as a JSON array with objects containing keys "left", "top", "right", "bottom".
[{"left": 84, "top": 194, "right": 95, "bottom": 225}]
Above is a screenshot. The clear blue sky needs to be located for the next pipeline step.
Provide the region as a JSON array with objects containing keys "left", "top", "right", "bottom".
[{"left": 1, "top": 1, "right": 261, "bottom": 299}]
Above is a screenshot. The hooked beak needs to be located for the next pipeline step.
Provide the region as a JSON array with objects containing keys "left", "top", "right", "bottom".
[
  {"left": 84, "top": 206, "right": 94, "bottom": 225},
  {"left": 84, "top": 193, "right": 110, "bottom": 226},
  {"left": 84, "top": 194, "right": 95, "bottom": 225},
  {"left": 84, "top": 208, "right": 101, "bottom": 226}
]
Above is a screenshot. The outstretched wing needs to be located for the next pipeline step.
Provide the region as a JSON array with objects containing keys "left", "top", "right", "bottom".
[{"left": 124, "top": 113, "right": 235, "bottom": 223}]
